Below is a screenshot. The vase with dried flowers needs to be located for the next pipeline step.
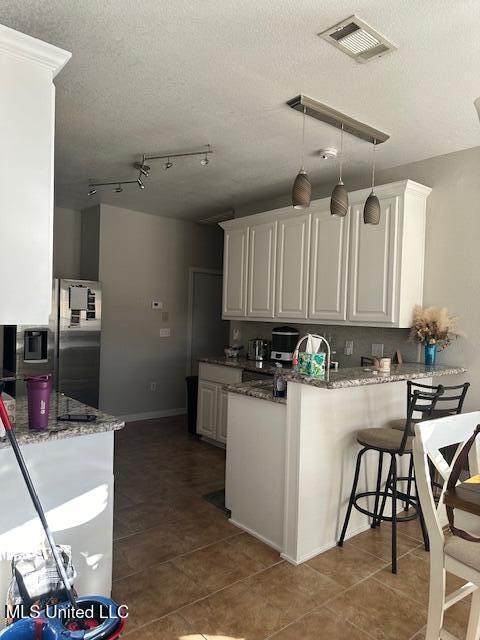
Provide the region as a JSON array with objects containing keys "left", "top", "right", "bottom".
[{"left": 409, "top": 306, "right": 462, "bottom": 366}]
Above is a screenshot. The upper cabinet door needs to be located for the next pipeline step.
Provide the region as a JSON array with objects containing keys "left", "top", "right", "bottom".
[
  {"left": 275, "top": 213, "right": 310, "bottom": 319},
  {"left": 347, "top": 196, "right": 399, "bottom": 324},
  {"left": 247, "top": 220, "right": 276, "bottom": 317},
  {"left": 309, "top": 207, "right": 349, "bottom": 321},
  {"left": 222, "top": 226, "right": 249, "bottom": 317}
]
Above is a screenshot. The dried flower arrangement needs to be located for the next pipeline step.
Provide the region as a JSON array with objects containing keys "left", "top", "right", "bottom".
[{"left": 409, "top": 305, "right": 462, "bottom": 350}]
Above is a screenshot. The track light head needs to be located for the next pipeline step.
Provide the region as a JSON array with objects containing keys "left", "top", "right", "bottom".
[
  {"left": 133, "top": 162, "right": 151, "bottom": 177},
  {"left": 137, "top": 177, "right": 145, "bottom": 189},
  {"left": 88, "top": 187, "right": 97, "bottom": 196},
  {"left": 115, "top": 184, "right": 123, "bottom": 193},
  {"left": 200, "top": 156, "right": 209, "bottom": 166},
  {"left": 163, "top": 159, "right": 173, "bottom": 170}
]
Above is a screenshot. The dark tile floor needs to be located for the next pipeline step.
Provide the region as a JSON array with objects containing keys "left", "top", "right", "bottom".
[{"left": 112, "top": 416, "right": 471, "bottom": 640}]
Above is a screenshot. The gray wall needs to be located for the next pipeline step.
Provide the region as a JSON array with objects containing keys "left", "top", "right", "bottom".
[
  {"left": 96, "top": 204, "right": 223, "bottom": 418},
  {"left": 53, "top": 207, "right": 82, "bottom": 279}
]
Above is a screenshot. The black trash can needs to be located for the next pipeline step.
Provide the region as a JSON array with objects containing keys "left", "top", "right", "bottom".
[{"left": 185, "top": 375, "right": 199, "bottom": 436}]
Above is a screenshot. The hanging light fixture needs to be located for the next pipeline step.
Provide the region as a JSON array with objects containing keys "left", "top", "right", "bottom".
[
  {"left": 115, "top": 184, "right": 123, "bottom": 193},
  {"left": 330, "top": 124, "right": 348, "bottom": 217},
  {"left": 163, "top": 157, "right": 173, "bottom": 170},
  {"left": 363, "top": 139, "right": 381, "bottom": 225},
  {"left": 292, "top": 106, "right": 311, "bottom": 209}
]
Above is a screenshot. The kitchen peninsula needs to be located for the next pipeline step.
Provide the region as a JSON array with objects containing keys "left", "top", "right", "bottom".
[
  {"left": 224, "top": 362, "right": 466, "bottom": 565},
  {"left": 0, "top": 392, "right": 124, "bottom": 624}
]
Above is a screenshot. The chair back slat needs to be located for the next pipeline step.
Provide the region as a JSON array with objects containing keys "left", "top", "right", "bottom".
[{"left": 413, "top": 412, "right": 480, "bottom": 549}]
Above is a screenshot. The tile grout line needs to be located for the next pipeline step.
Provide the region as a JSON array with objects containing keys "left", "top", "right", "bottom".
[
  {"left": 113, "top": 529, "right": 246, "bottom": 583},
  {"left": 120, "top": 558, "right": 287, "bottom": 637}
]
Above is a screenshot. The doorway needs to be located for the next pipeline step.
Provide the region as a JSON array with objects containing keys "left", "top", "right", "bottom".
[{"left": 187, "top": 269, "right": 229, "bottom": 376}]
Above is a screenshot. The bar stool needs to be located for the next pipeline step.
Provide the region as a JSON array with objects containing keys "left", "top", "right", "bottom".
[
  {"left": 388, "top": 381, "right": 470, "bottom": 506},
  {"left": 338, "top": 386, "right": 444, "bottom": 573}
]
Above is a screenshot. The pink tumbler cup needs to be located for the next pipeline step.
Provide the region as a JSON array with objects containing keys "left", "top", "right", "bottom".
[{"left": 26, "top": 375, "right": 52, "bottom": 430}]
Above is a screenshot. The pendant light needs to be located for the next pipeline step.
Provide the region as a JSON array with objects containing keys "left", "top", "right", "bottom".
[
  {"left": 363, "top": 139, "right": 381, "bottom": 225},
  {"left": 292, "top": 106, "right": 311, "bottom": 209},
  {"left": 330, "top": 124, "right": 348, "bottom": 217}
]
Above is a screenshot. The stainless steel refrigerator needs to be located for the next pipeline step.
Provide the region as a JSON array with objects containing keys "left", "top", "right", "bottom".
[{"left": 3, "top": 279, "right": 102, "bottom": 408}]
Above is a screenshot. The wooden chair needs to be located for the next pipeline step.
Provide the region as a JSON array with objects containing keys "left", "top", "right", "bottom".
[{"left": 413, "top": 412, "right": 480, "bottom": 640}]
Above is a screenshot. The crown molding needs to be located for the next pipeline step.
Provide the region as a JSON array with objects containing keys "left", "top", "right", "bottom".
[{"left": 0, "top": 24, "right": 71, "bottom": 77}]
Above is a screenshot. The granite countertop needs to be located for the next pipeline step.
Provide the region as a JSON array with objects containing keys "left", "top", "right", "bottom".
[
  {"left": 283, "top": 363, "right": 467, "bottom": 389},
  {"left": 199, "top": 356, "right": 278, "bottom": 375},
  {"left": 223, "top": 379, "right": 287, "bottom": 405},
  {"left": 0, "top": 392, "right": 124, "bottom": 448}
]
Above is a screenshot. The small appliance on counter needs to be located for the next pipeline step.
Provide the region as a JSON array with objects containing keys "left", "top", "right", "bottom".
[
  {"left": 224, "top": 345, "right": 243, "bottom": 358},
  {"left": 247, "top": 338, "right": 270, "bottom": 362},
  {"left": 270, "top": 326, "right": 299, "bottom": 363}
]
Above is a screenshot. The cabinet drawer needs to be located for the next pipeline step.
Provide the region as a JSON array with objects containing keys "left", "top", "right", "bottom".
[{"left": 198, "top": 363, "right": 242, "bottom": 385}]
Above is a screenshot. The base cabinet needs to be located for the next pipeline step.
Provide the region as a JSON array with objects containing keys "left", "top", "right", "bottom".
[{"left": 196, "top": 363, "right": 242, "bottom": 444}]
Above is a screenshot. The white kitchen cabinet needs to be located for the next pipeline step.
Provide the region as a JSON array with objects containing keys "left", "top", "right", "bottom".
[
  {"left": 197, "top": 363, "right": 242, "bottom": 444},
  {"left": 197, "top": 381, "right": 218, "bottom": 439},
  {"left": 0, "top": 26, "right": 70, "bottom": 324},
  {"left": 308, "top": 206, "right": 349, "bottom": 321},
  {"left": 216, "top": 389, "right": 229, "bottom": 444},
  {"left": 347, "top": 196, "right": 398, "bottom": 324},
  {"left": 275, "top": 213, "right": 310, "bottom": 319},
  {"left": 247, "top": 220, "right": 276, "bottom": 318},
  {"left": 222, "top": 226, "right": 249, "bottom": 317},
  {"left": 220, "top": 180, "right": 430, "bottom": 327}
]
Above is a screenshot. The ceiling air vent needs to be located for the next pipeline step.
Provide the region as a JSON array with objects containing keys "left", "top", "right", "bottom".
[{"left": 318, "top": 15, "right": 397, "bottom": 63}]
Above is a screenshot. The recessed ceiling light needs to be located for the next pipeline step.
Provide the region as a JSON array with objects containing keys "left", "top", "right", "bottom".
[{"left": 318, "top": 15, "right": 397, "bottom": 63}]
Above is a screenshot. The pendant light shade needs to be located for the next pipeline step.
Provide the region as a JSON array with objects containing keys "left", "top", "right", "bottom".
[
  {"left": 363, "top": 139, "right": 380, "bottom": 225},
  {"left": 292, "top": 106, "right": 311, "bottom": 209},
  {"left": 363, "top": 192, "right": 381, "bottom": 225},
  {"left": 330, "top": 124, "right": 348, "bottom": 217},
  {"left": 330, "top": 181, "right": 348, "bottom": 217},
  {"left": 292, "top": 169, "right": 312, "bottom": 209}
]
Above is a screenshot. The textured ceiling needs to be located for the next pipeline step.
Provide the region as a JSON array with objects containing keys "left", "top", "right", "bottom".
[{"left": 1, "top": 0, "right": 479, "bottom": 220}]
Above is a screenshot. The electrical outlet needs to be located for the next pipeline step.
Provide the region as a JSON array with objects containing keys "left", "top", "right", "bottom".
[
  {"left": 232, "top": 328, "right": 241, "bottom": 342},
  {"left": 372, "top": 343, "right": 384, "bottom": 357},
  {"left": 151, "top": 300, "right": 163, "bottom": 310},
  {"left": 159, "top": 328, "right": 171, "bottom": 338},
  {"left": 150, "top": 381, "right": 157, "bottom": 392},
  {"left": 344, "top": 340, "right": 354, "bottom": 356}
]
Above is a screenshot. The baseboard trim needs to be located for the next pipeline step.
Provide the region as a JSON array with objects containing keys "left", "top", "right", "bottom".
[
  {"left": 120, "top": 408, "right": 187, "bottom": 423},
  {"left": 281, "top": 521, "right": 373, "bottom": 565},
  {"left": 228, "top": 518, "right": 283, "bottom": 552}
]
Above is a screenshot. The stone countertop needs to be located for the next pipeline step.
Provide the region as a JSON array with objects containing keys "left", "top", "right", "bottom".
[
  {"left": 223, "top": 379, "right": 287, "bottom": 405},
  {"left": 0, "top": 392, "right": 124, "bottom": 448},
  {"left": 199, "top": 356, "right": 278, "bottom": 375},
  {"left": 283, "top": 363, "right": 467, "bottom": 389}
]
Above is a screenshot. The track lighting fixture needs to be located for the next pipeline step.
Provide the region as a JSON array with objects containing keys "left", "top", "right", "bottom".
[
  {"left": 133, "top": 157, "right": 151, "bottom": 177},
  {"left": 87, "top": 145, "right": 213, "bottom": 196},
  {"left": 292, "top": 106, "right": 311, "bottom": 209},
  {"left": 86, "top": 178, "right": 142, "bottom": 195},
  {"left": 363, "top": 139, "right": 381, "bottom": 225},
  {"left": 330, "top": 124, "right": 349, "bottom": 217}
]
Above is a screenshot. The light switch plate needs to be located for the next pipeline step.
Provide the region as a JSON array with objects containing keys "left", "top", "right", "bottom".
[
  {"left": 159, "top": 328, "right": 171, "bottom": 338},
  {"left": 372, "top": 343, "right": 384, "bottom": 357}
]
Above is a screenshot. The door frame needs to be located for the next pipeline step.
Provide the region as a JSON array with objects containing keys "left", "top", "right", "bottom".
[{"left": 186, "top": 267, "right": 224, "bottom": 376}]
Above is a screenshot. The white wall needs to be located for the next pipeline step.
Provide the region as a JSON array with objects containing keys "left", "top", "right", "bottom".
[
  {"left": 53, "top": 206, "right": 81, "bottom": 279},
  {"left": 96, "top": 204, "right": 223, "bottom": 419}
]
